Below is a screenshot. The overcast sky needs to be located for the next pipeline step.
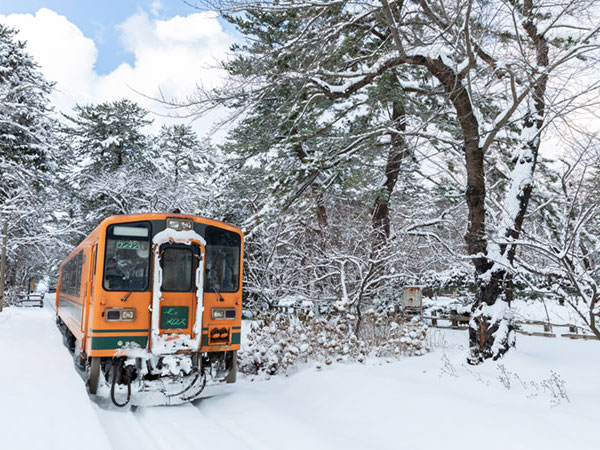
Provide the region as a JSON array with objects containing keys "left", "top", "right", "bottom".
[{"left": 0, "top": 1, "right": 237, "bottom": 138}]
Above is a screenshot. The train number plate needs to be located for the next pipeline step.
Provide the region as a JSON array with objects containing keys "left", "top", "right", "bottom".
[
  {"left": 117, "top": 240, "right": 140, "bottom": 249},
  {"left": 160, "top": 306, "right": 189, "bottom": 329}
]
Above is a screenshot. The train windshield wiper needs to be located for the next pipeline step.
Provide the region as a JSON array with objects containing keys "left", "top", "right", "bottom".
[{"left": 213, "top": 286, "right": 224, "bottom": 302}]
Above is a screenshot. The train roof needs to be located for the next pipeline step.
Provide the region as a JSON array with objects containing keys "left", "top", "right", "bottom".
[
  {"left": 59, "top": 213, "right": 243, "bottom": 267},
  {"left": 97, "top": 213, "right": 242, "bottom": 234}
]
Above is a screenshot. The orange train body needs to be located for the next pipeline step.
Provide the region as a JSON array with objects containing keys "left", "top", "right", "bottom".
[{"left": 56, "top": 213, "right": 243, "bottom": 405}]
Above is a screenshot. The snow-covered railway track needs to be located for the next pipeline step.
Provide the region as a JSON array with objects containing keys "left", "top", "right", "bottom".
[
  {"left": 93, "top": 400, "right": 253, "bottom": 450},
  {"left": 43, "top": 293, "right": 56, "bottom": 311},
  {"left": 136, "top": 403, "right": 251, "bottom": 449},
  {"left": 191, "top": 399, "right": 271, "bottom": 450}
]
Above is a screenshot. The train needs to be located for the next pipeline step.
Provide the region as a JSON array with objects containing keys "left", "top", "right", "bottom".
[{"left": 56, "top": 213, "right": 243, "bottom": 406}]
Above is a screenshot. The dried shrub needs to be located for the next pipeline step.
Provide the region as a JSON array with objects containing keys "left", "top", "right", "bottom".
[{"left": 239, "top": 311, "right": 430, "bottom": 376}]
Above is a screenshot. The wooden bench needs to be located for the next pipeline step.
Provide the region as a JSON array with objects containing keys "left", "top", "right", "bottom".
[{"left": 17, "top": 292, "right": 44, "bottom": 308}]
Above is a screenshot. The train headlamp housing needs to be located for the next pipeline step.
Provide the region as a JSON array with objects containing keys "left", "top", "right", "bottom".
[
  {"left": 167, "top": 218, "right": 193, "bottom": 231},
  {"left": 105, "top": 308, "right": 136, "bottom": 322},
  {"left": 212, "top": 308, "right": 236, "bottom": 320}
]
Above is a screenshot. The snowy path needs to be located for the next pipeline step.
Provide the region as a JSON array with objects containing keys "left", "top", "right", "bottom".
[
  {"left": 1, "top": 304, "right": 600, "bottom": 450},
  {"left": 0, "top": 306, "right": 111, "bottom": 450}
]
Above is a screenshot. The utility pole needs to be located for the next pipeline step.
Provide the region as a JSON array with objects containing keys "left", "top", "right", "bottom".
[{"left": 0, "top": 213, "right": 8, "bottom": 313}]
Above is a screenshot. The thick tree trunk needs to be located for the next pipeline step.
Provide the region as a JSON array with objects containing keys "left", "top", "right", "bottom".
[
  {"left": 468, "top": 2, "right": 548, "bottom": 364},
  {"left": 421, "top": 56, "right": 520, "bottom": 363},
  {"left": 468, "top": 270, "right": 515, "bottom": 364},
  {"left": 314, "top": 189, "right": 329, "bottom": 228},
  {"left": 371, "top": 100, "right": 407, "bottom": 246}
]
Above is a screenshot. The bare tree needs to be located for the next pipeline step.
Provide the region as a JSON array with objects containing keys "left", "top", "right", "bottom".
[{"left": 514, "top": 141, "right": 600, "bottom": 339}]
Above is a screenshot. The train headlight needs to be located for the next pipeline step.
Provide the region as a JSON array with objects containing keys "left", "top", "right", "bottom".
[
  {"left": 105, "top": 308, "right": 136, "bottom": 322},
  {"left": 167, "top": 219, "right": 181, "bottom": 230},
  {"left": 167, "top": 218, "right": 193, "bottom": 231},
  {"left": 212, "top": 308, "right": 236, "bottom": 320},
  {"left": 121, "top": 309, "right": 136, "bottom": 320}
]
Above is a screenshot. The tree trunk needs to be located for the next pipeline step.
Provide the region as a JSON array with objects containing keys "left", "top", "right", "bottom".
[
  {"left": 419, "top": 56, "right": 521, "bottom": 363},
  {"left": 468, "top": 270, "right": 515, "bottom": 363},
  {"left": 371, "top": 100, "right": 407, "bottom": 247},
  {"left": 468, "top": 2, "right": 548, "bottom": 364},
  {"left": 292, "top": 140, "right": 329, "bottom": 228}
]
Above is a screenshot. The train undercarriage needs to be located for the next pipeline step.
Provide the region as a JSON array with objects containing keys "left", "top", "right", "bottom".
[{"left": 57, "top": 317, "right": 237, "bottom": 407}]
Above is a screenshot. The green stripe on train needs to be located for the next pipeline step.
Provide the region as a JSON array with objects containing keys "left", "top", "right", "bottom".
[{"left": 91, "top": 336, "right": 148, "bottom": 350}]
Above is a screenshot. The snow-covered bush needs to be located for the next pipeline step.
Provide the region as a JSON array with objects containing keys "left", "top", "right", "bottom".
[
  {"left": 1, "top": 287, "right": 20, "bottom": 308},
  {"left": 239, "top": 311, "right": 430, "bottom": 376}
]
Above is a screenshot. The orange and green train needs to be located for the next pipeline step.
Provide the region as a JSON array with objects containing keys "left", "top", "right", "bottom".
[{"left": 56, "top": 213, "right": 243, "bottom": 406}]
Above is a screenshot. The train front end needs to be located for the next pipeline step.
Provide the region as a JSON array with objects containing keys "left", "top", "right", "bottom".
[{"left": 87, "top": 215, "right": 242, "bottom": 406}]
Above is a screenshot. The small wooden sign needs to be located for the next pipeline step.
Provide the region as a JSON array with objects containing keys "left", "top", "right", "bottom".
[{"left": 402, "top": 286, "right": 423, "bottom": 315}]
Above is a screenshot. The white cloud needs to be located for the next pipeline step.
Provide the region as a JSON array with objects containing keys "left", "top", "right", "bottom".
[
  {"left": 150, "top": 1, "right": 164, "bottom": 17},
  {"left": 0, "top": 8, "right": 234, "bottom": 138}
]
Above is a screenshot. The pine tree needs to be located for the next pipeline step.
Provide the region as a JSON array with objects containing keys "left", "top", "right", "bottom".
[
  {"left": 150, "top": 124, "right": 218, "bottom": 215},
  {"left": 199, "top": 0, "right": 600, "bottom": 362},
  {"left": 60, "top": 99, "right": 154, "bottom": 227},
  {"left": 0, "top": 24, "right": 56, "bottom": 309}
]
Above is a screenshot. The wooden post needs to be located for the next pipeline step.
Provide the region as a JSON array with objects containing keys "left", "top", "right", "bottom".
[
  {"left": 0, "top": 214, "right": 8, "bottom": 313},
  {"left": 431, "top": 310, "right": 438, "bottom": 327}
]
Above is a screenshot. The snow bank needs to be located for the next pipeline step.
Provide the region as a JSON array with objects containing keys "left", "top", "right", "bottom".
[
  {"left": 0, "top": 307, "right": 111, "bottom": 450},
  {"left": 199, "top": 330, "right": 600, "bottom": 450}
]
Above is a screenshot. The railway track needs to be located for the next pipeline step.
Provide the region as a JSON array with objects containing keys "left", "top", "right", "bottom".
[{"left": 92, "top": 400, "right": 253, "bottom": 450}]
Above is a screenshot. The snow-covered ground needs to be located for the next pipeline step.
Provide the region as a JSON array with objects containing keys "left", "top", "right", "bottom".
[
  {"left": 1, "top": 302, "right": 599, "bottom": 450},
  {"left": 0, "top": 305, "right": 111, "bottom": 450}
]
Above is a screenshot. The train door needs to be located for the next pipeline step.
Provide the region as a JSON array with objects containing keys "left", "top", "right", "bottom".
[
  {"left": 81, "top": 244, "right": 97, "bottom": 335},
  {"left": 150, "top": 238, "right": 205, "bottom": 353}
]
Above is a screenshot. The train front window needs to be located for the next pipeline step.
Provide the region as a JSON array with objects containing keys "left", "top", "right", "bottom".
[
  {"left": 161, "top": 247, "right": 193, "bottom": 292},
  {"left": 103, "top": 222, "right": 151, "bottom": 291},
  {"left": 205, "top": 226, "right": 241, "bottom": 293}
]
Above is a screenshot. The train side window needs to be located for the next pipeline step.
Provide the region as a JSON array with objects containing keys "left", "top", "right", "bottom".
[
  {"left": 61, "top": 251, "right": 83, "bottom": 297},
  {"left": 204, "top": 227, "right": 241, "bottom": 293}
]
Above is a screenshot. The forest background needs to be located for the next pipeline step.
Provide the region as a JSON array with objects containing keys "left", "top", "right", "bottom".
[{"left": 1, "top": 0, "right": 600, "bottom": 364}]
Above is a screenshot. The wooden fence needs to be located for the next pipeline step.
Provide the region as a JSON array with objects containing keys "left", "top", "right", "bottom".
[{"left": 423, "top": 311, "right": 599, "bottom": 341}]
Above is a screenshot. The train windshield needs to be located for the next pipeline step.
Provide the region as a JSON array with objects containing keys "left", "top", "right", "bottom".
[
  {"left": 205, "top": 226, "right": 241, "bottom": 293},
  {"left": 103, "top": 222, "right": 151, "bottom": 291},
  {"left": 161, "top": 247, "right": 194, "bottom": 292}
]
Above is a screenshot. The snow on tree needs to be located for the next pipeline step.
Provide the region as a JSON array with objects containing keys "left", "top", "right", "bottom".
[
  {"left": 0, "top": 23, "right": 56, "bottom": 309},
  {"left": 515, "top": 140, "right": 600, "bottom": 339},
  {"left": 189, "top": 0, "right": 600, "bottom": 363},
  {"left": 149, "top": 124, "right": 220, "bottom": 215},
  {"left": 59, "top": 99, "right": 155, "bottom": 227}
]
